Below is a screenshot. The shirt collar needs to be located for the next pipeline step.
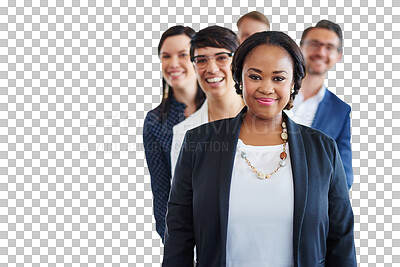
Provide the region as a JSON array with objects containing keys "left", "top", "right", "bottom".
[
  {"left": 170, "top": 93, "right": 187, "bottom": 110},
  {"left": 315, "top": 84, "right": 326, "bottom": 102},
  {"left": 295, "top": 84, "right": 326, "bottom": 103}
]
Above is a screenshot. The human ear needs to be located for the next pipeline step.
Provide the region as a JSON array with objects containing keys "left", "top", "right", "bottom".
[{"left": 336, "top": 52, "right": 343, "bottom": 62}]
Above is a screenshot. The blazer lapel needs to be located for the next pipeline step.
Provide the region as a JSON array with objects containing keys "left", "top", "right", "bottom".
[
  {"left": 312, "top": 89, "right": 345, "bottom": 140},
  {"left": 218, "top": 109, "right": 244, "bottom": 266},
  {"left": 285, "top": 114, "right": 309, "bottom": 267},
  {"left": 311, "top": 88, "right": 328, "bottom": 130}
]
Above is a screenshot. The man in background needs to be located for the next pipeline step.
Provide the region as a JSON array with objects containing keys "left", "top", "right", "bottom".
[
  {"left": 237, "top": 11, "right": 270, "bottom": 44},
  {"left": 288, "top": 20, "right": 354, "bottom": 189}
]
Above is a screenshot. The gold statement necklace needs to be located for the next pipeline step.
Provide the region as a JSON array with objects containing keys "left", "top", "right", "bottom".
[{"left": 237, "top": 120, "right": 288, "bottom": 180}]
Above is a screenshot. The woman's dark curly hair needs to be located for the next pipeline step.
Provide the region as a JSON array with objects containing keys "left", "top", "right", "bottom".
[{"left": 232, "top": 31, "right": 306, "bottom": 110}]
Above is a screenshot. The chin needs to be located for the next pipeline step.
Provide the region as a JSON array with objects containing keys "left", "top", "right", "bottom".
[
  {"left": 171, "top": 79, "right": 188, "bottom": 88},
  {"left": 308, "top": 67, "right": 327, "bottom": 76},
  {"left": 248, "top": 109, "right": 282, "bottom": 121},
  {"left": 202, "top": 84, "right": 225, "bottom": 95},
  {"left": 171, "top": 82, "right": 183, "bottom": 88}
]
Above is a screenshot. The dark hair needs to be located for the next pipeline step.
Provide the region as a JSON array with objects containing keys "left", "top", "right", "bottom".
[
  {"left": 300, "top": 20, "right": 343, "bottom": 53},
  {"left": 232, "top": 31, "right": 306, "bottom": 110},
  {"left": 156, "top": 26, "right": 205, "bottom": 123},
  {"left": 237, "top": 11, "right": 270, "bottom": 29},
  {"left": 190, "top": 25, "right": 239, "bottom": 58}
]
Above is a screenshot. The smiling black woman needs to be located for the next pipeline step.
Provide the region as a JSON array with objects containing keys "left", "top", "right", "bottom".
[{"left": 162, "top": 31, "right": 356, "bottom": 267}]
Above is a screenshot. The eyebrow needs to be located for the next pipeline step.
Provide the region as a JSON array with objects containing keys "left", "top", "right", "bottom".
[
  {"left": 195, "top": 52, "right": 230, "bottom": 57},
  {"left": 273, "top": 70, "right": 289, "bottom": 74},
  {"left": 246, "top": 68, "right": 288, "bottom": 74},
  {"left": 309, "top": 39, "right": 336, "bottom": 46},
  {"left": 246, "top": 68, "right": 262, "bottom": 73},
  {"left": 161, "top": 50, "right": 188, "bottom": 55}
]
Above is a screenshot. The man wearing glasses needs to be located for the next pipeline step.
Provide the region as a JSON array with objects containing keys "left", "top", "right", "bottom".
[{"left": 287, "top": 20, "right": 354, "bottom": 189}]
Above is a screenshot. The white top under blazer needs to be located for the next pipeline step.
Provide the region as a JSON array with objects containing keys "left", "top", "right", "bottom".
[
  {"left": 226, "top": 139, "right": 294, "bottom": 267},
  {"left": 171, "top": 100, "right": 209, "bottom": 178}
]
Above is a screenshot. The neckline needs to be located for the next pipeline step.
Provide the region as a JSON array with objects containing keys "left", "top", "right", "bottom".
[{"left": 237, "top": 139, "right": 287, "bottom": 152}]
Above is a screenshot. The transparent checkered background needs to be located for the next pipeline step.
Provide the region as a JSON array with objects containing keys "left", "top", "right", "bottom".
[{"left": 0, "top": 0, "right": 399, "bottom": 266}]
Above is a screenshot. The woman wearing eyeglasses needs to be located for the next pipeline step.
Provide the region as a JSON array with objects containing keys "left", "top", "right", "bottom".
[
  {"left": 170, "top": 26, "right": 244, "bottom": 177},
  {"left": 163, "top": 31, "right": 356, "bottom": 266},
  {"left": 143, "top": 26, "right": 206, "bottom": 242}
]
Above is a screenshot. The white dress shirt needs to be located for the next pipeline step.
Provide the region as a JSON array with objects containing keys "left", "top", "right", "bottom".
[
  {"left": 171, "top": 100, "right": 209, "bottom": 177},
  {"left": 286, "top": 85, "right": 326, "bottom": 127}
]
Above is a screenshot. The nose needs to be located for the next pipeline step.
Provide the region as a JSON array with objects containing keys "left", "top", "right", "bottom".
[
  {"left": 315, "top": 45, "right": 328, "bottom": 56},
  {"left": 259, "top": 80, "right": 275, "bottom": 94},
  {"left": 205, "top": 58, "right": 219, "bottom": 73},
  {"left": 170, "top": 55, "right": 180, "bottom": 67}
]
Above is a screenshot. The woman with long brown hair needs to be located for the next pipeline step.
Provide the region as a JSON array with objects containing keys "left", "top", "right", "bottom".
[{"left": 143, "top": 25, "right": 205, "bottom": 241}]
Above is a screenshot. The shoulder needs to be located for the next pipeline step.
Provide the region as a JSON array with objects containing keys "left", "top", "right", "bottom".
[
  {"left": 291, "top": 118, "right": 337, "bottom": 155},
  {"left": 143, "top": 107, "right": 167, "bottom": 142},
  {"left": 173, "top": 101, "right": 209, "bottom": 133},
  {"left": 293, "top": 123, "right": 341, "bottom": 176},
  {"left": 144, "top": 108, "right": 160, "bottom": 129},
  {"left": 298, "top": 123, "right": 335, "bottom": 143},
  {"left": 185, "top": 116, "right": 235, "bottom": 142},
  {"left": 324, "top": 89, "right": 351, "bottom": 114}
]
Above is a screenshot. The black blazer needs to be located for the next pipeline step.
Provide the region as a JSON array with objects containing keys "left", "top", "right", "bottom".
[{"left": 163, "top": 109, "right": 356, "bottom": 267}]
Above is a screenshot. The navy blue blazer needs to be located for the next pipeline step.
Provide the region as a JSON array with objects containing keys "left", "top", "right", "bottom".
[
  {"left": 312, "top": 88, "right": 353, "bottom": 189},
  {"left": 163, "top": 109, "right": 356, "bottom": 267}
]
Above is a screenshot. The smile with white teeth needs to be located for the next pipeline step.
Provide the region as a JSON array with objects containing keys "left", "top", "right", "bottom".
[
  {"left": 169, "top": 72, "right": 183, "bottom": 77},
  {"left": 206, "top": 77, "right": 224, "bottom": 83}
]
